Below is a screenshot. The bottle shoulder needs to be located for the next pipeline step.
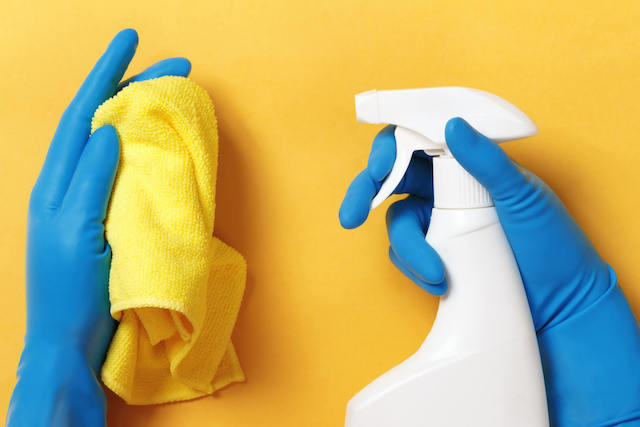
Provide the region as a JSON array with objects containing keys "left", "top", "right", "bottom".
[{"left": 427, "top": 206, "right": 500, "bottom": 242}]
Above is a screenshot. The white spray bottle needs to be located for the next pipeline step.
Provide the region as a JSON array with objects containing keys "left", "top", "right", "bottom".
[{"left": 345, "top": 88, "right": 549, "bottom": 427}]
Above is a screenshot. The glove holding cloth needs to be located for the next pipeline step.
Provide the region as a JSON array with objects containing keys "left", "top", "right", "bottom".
[{"left": 91, "top": 76, "right": 246, "bottom": 404}]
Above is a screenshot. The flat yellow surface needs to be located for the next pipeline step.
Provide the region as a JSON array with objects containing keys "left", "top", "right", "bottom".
[{"left": 2, "top": 1, "right": 640, "bottom": 425}]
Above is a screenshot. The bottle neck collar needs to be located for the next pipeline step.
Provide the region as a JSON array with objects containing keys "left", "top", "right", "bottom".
[{"left": 432, "top": 156, "right": 493, "bottom": 209}]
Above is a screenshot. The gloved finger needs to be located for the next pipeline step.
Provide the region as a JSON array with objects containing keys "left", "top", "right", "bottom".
[
  {"left": 367, "top": 125, "right": 397, "bottom": 181},
  {"left": 389, "top": 247, "right": 447, "bottom": 296},
  {"left": 339, "top": 130, "right": 434, "bottom": 229},
  {"left": 445, "top": 117, "right": 528, "bottom": 201},
  {"left": 117, "top": 57, "right": 191, "bottom": 91},
  {"left": 367, "top": 125, "right": 433, "bottom": 198},
  {"left": 386, "top": 196, "right": 446, "bottom": 291},
  {"left": 67, "top": 29, "right": 138, "bottom": 117},
  {"left": 339, "top": 170, "right": 378, "bottom": 229},
  {"left": 62, "top": 124, "right": 120, "bottom": 223},
  {"left": 32, "top": 29, "right": 137, "bottom": 212}
]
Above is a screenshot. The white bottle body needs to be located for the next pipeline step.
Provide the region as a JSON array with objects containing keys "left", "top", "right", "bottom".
[{"left": 345, "top": 206, "right": 549, "bottom": 427}]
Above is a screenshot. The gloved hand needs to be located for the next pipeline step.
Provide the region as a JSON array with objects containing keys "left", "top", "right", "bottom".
[
  {"left": 7, "top": 29, "right": 192, "bottom": 427},
  {"left": 340, "top": 118, "right": 640, "bottom": 426}
]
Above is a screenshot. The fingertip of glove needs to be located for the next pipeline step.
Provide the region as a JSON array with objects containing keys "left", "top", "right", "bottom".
[
  {"left": 95, "top": 123, "right": 116, "bottom": 134},
  {"left": 408, "top": 275, "right": 449, "bottom": 297},
  {"left": 419, "top": 279, "right": 447, "bottom": 296},
  {"left": 91, "top": 124, "right": 120, "bottom": 161},
  {"left": 93, "top": 124, "right": 118, "bottom": 141},
  {"left": 114, "top": 28, "right": 139, "bottom": 48},
  {"left": 388, "top": 246, "right": 447, "bottom": 296},
  {"left": 445, "top": 117, "right": 476, "bottom": 145},
  {"left": 173, "top": 57, "right": 192, "bottom": 76},
  {"left": 412, "top": 262, "right": 447, "bottom": 293},
  {"left": 158, "top": 57, "right": 192, "bottom": 76},
  {"left": 405, "top": 269, "right": 448, "bottom": 296},
  {"left": 339, "top": 204, "right": 367, "bottom": 229}
]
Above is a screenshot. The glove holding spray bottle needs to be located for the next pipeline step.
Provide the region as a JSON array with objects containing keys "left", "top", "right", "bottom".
[{"left": 340, "top": 88, "right": 640, "bottom": 426}]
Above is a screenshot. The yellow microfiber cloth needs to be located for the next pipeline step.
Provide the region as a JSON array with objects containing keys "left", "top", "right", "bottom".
[{"left": 91, "top": 76, "right": 246, "bottom": 404}]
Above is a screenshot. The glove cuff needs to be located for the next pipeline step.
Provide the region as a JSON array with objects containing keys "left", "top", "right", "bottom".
[
  {"left": 7, "top": 344, "right": 107, "bottom": 426},
  {"left": 538, "top": 267, "right": 640, "bottom": 427}
]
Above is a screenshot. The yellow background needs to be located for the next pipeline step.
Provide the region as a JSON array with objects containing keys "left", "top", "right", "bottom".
[{"left": 2, "top": 1, "right": 640, "bottom": 425}]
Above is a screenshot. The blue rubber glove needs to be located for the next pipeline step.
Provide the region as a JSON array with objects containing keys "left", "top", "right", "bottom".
[
  {"left": 6, "top": 29, "right": 191, "bottom": 427},
  {"left": 340, "top": 118, "right": 640, "bottom": 426}
]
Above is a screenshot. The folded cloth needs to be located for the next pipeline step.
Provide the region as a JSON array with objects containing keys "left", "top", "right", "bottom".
[{"left": 91, "top": 76, "right": 246, "bottom": 404}]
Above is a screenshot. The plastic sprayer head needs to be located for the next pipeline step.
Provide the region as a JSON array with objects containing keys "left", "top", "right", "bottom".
[
  {"left": 354, "top": 87, "right": 538, "bottom": 145},
  {"left": 355, "top": 90, "right": 381, "bottom": 124},
  {"left": 355, "top": 87, "right": 538, "bottom": 209}
]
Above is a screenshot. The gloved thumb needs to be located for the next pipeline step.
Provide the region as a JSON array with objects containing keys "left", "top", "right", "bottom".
[{"left": 445, "top": 117, "right": 527, "bottom": 202}]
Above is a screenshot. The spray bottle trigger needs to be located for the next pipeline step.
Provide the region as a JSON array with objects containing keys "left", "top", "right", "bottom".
[{"left": 370, "top": 127, "right": 442, "bottom": 210}]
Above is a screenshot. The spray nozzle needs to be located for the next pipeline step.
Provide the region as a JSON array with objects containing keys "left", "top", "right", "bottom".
[{"left": 355, "top": 87, "right": 538, "bottom": 209}]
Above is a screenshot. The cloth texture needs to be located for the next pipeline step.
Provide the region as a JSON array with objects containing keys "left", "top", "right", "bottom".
[{"left": 91, "top": 76, "right": 246, "bottom": 404}]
